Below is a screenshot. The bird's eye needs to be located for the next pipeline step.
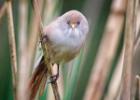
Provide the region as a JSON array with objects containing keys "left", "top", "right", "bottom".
[
  {"left": 67, "top": 20, "right": 70, "bottom": 25},
  {"left": 77, "top": 21, "right": 80, "bottom": 25}
]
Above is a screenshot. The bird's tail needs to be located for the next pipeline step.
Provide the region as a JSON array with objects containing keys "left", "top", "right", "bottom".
[{"left": 29, "top": 56, "right": 48, "bottom": 100}]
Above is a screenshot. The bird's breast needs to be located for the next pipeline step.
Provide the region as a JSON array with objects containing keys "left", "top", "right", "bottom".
[{"left": 49, "top": 29, "right": 85, "bottom": 63}]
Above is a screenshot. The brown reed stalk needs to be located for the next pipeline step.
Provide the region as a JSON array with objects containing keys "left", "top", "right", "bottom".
[
  {"left": 0, "top": 2, "right": 7, "bottom": 21},
  {"left": 134, "top": 75, "right": 140, "bottom": 100},
  {"left": 31, "top": 0, "right": 60, "bottom": 99},
  {"left": 120, "top": 0, "right": 135, "bottom": 99},
  {"left": 6, "top": 0, "right": 17, "bottom": 99},
  {"left": 134, "top": 0, "right": 140, "bottom": 52},
  {"left": 84, "top": 0, "right": 127, "bottom": 99},
  {"left": 16, "top": 0, "right": 31, "bottom": 100},
  {"left": 27, "top": 0, "right": 44, "bottom": 71},
  {"left": 105, "top": 47, "right": 124, "bottom": 100}
]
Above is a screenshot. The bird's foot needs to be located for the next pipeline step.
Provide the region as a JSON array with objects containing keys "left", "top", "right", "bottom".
[
  {"left": 49, "top": 73, "right": 59, "bottom": 84},
  {"left": 40, "top": 35, "right": 49, "bottom": 44}
]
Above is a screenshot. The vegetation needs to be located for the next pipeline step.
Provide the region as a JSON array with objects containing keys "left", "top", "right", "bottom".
[{"left": 0, "top": 0, "right": 139, "bottom": 100}]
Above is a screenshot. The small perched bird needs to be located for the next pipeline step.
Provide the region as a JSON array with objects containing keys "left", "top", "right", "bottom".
[{"left": 30, "top": 10, "right": 89, "bottom": 99}]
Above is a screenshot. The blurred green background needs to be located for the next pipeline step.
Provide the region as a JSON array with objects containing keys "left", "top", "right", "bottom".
[{"left": 0, "top": 0, "right": 125, "bottom": 100}]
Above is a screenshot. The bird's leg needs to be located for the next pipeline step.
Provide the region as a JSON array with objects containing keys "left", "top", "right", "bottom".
[
  {"left": 49, "top": 64, "right": 59, "bottom": 84},
  {"left": 40, "top": 34, "right": 49, "bottom": 44}
]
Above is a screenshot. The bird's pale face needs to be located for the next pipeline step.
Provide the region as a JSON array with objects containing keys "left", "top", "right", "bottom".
[
  {"left": 58, "top": 10, "right": 89, "bottom": 39},
  {"left": 66, "top": 14, "right": 81, "bottom": 29}
]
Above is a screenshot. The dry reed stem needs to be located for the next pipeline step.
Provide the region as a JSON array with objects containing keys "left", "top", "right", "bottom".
[
  {"left": 120, "top": 0, "right": 135, "bottom": 99},
  {"left": 134, "top": 0, "right": 140, "bottom": 53},
  {"left": 84, "top": 0, "right": 126, "bottom": 100},
  {"left": 105, "top": 47, "right": 124, "bottom": 100},
  {"left": 17, "top": 0, "right": 30, "bottom": 100},
  {"left": 18, "top": 0, "right": 28, "bottom": 66},
  {"left": 32, "top": 0, "right": 60, "bottom": 99},
  {"left": 134, "top": 75, "right": 140, "bottom": 100},
  {"left": 133, "top": 0, "right": 140, "bottom": 99},
  {"left": 43, "top": 0, "right": 58, "bottom": 24},
  {"left": 27, "top": 0, "right": 43, "bottom": 70},
  {"left": 47, "top": 64, "right": 64, "bottom": 100},
  {"left": 6, "top": 0, "right": 17, "bottom": 99},
  {"left": 0, "top": 2, "right": 7, "bottom": 21}
]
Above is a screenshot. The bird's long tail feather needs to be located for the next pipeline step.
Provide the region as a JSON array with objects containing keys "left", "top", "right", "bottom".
[{"left": 29, "top": 56, "right": 48, "bottom": 100}]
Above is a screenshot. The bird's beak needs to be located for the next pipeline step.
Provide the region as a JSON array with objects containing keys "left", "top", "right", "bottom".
[{"left": 71, "top": 23, "right": 76, "bottom": 29}]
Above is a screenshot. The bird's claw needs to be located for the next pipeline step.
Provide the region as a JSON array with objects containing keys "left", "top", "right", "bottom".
[
  {"left": 49, "top": 74, "right": 59, "bottom": 84},
  {"left": 40, "top": 35, "right": 48, "bottom": 44}
]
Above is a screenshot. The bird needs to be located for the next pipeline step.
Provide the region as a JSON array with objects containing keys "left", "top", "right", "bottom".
[{"left": 29, "top": 10, "right": 89, "bottom": 99}]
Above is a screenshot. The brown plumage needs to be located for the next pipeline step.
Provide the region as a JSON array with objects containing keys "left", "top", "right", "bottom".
[{"left": 29, "top": 56, "right": 48, "bottom": 100}]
